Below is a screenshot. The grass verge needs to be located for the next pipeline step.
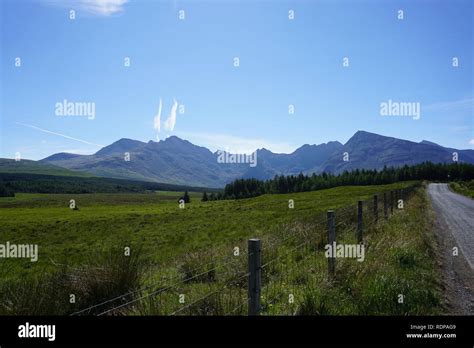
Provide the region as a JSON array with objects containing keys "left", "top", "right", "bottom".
[{"left": 449, "top": 180, "right": 474, "bottom": 199}]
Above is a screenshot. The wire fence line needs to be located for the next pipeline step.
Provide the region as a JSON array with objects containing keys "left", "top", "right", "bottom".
[
  {"left": 256, "top": 184, "right": 419, "bottom": 315},
  {"left": 71, "top": 249, "right": 248, "bottom": 316},
  {"left": 68, "top": 184, "right": 419, "bottom": 316}
]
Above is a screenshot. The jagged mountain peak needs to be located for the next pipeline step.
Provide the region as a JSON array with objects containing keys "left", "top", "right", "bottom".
[{"left": 95, "top": 138, "right": 146, "bottom": 156}]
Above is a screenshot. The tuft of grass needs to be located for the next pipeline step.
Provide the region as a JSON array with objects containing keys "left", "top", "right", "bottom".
[
  {"left": 0, "top": 266, "right": 72, "bottom": 315},
  {"left": 179, "top": 252, "right": 217, "bottom": 283},
  {"left": 0, "top": 243, "right": 148, "bottom": 315},
  {"left": 70, "top": 243, "right": 148, "bottom": 315}
]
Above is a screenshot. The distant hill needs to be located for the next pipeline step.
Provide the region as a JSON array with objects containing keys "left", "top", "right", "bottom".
[
  {"left": 0, "top": 158, "right": 91, "bottom": 177},
  {"left": 31, "top": 131, "right": 474, "bottom": 187},
  {"left": 40, "top": 152, "right": 83, "bottom": 162}
]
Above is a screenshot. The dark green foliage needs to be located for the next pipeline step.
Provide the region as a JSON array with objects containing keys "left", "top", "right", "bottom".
[
  {"left": 183, "top": 191, "right": 190, "bottom": 203},
  {"left": 222, "top": 162, "right": 474, "bottom": 200},
  {"left": 179, "top": 191, "right": 191, "bottom": 203},
  {"left": 201, "top": 192, "right": 208, "bottom": 202},
  {"left": 0, "top": 183, "right": 14, "bottom": 197}
]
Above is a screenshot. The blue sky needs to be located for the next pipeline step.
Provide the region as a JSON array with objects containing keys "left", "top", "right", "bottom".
[{"left": 1, "top": 0, "right": 473, "bottom": 160}]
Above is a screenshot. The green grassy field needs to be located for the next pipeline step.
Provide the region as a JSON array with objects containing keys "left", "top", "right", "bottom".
[
  {"left": 0, "top": 181, "right": 442, "bottom": 316},
  {"left": 0, "top": 183, "right": 414, "bottom": 278}
]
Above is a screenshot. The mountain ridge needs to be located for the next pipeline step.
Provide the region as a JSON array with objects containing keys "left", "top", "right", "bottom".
[{"left": 37, "top": 131, "right": 474, "bottom": 187}]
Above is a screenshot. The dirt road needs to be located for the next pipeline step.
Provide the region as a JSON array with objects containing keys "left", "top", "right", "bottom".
[{"left": 428, "top": 183, "right": 474, "bottom": 314}]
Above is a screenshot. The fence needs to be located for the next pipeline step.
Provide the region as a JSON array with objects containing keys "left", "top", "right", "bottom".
[{"left": 69, "top": 183, "right": 420, "bottom": 316}]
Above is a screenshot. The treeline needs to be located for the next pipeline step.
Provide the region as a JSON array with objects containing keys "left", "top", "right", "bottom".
[
  {"left": 0, "top": 173, "right": 217, "bottom": 196},
  {"left": 217, "top": 162, "right": 474, "bottom": 200},
  {"left": 201, "top": 191, "right": 224, "bottom": 201}
]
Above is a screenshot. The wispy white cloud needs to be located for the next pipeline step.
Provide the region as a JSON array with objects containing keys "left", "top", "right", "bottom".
[
  {"left": 424, "top": 97, "right": 474, "bottom": 112},
  {"left": 43, "top": 0, "right": 128, "bottom": 16},
  {"left": 153, "top": 98, "right": 162, "bottom": 139},
  {"left": 176, "top": 131, "right": 297, "bottom": 154},
  {"left": 15, "top": 123, "right": 104, "bottom": 147},
  {"left": 163, "top": 99, "right": 178, "bottom": 132},
  {"left": 469, "top": 139, "right": 474, "bottom": 146}
]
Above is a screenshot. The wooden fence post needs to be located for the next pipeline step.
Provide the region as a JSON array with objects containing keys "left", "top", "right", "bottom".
[
  {"left": 248, "top": 239, "right": 261, "bottom": 316},
  {"left": 383, "top": 193, "right": 388, "bottom": 220},
  {"left": 357, "top": 201, "right": 363, "bottom": 244},
  {"left": 327, "top": 210, "right": 336, "bottom": 278}
]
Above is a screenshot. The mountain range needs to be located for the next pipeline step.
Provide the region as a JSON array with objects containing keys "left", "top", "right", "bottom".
[{"left": 36, "top": 130, "right": 474, "bottom": 188}]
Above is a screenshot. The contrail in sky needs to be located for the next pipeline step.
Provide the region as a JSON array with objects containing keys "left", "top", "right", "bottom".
[{"left": 15, "top": 122, "right": 105, "bottom": 147}]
